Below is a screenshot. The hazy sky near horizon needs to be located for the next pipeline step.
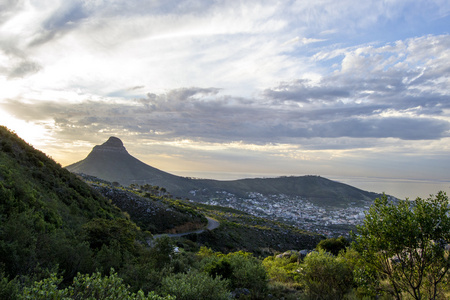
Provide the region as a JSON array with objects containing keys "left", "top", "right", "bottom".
[{"left": 1, "top": 0, "right": 450, "bottom": 198}]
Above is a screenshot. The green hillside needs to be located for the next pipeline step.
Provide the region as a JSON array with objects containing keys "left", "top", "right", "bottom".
[{"left": 0, "top": 126, "right": 131, "bottom": 281}]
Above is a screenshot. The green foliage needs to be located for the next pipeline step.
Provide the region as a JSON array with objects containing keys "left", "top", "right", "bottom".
[
  {"left": 20, "top": 273, "right": 66, "bottom": 300},
  {"left": 353, "top": 192, "right": 450, "bottom": 300},
  {"left": 204, "top": 257, "right": 233, "bottom": 280},
  {"left": 20, "top": 270, "right": 174, "bottom": 300},
  {"left": 83, "top": 218, "right": 139, "bottom": 252},
  {"left": 262, "top": 254, "right": 302, "bottom": 288},
  {"left": 148, "top": 236, "right": 176, "bottom": 269},
  {"left": 299, "top": 249, "right": 354, "bottom": 300},
  {"left": 160, "top": 270, "right": 230, "bottom": 300},
  {"left": 316, "top": 236, "right": 349, "bottom": 256},
  {"left": 0, "top": 271, "right": 19, "bottom": 300},
  {"left": 0, "top": 126, "right": 126, "bottom": 281},
  {"left": 199, "top": 248, "right": 268, "bottom": 299},
  {"left": 227, "top": 251, "right": 268, "bottom": 298}
]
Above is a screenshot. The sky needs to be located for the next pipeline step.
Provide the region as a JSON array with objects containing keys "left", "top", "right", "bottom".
[{"left": 1, "top": 0, "right": 450, "bottom": 199}]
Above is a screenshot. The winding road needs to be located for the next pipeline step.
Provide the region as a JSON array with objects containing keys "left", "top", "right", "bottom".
[{"left": 151, "top": 216, "right": 219, "bottom": 240}]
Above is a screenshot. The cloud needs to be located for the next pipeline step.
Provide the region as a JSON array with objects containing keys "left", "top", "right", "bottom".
[
  {"left": 0, "top": 0, "right": 24, "bottom": 26},
  {"left": 7, "top": 60, "right": 41, "bottom": 78},
  {"left": 262, "top": 79, "right": 350, "bottom": 103},
  {"left": 1, "top": 0, "right": 450, "bottom": 184},
  {"left": 2, "top": 32, "right": 449, "bottom": 147},
  {"left": 307, "top": 117, "right": 449, "bottom": 140},
  {"left": 2, "top": 72, "right": 449, "bottom": 146}
]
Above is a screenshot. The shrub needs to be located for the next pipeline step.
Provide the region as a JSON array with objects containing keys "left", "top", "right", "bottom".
[
  {"left": 20, "top": 270, "right": 173, "bottom": 300},
  {"left": 262, "top": 255, "right": 302, "bottom": 288},
  {"left": 200, "top": 248, "right": 268, "bottom": 299},
  {"left": 316, "top": 236, "right": 349, "bottom": 256},
  {"left": 160, "top": 270, "right": 230, "bottom": 300},
  {"left": 299, "top": 249, "right": 353, "bottom": 300},
  {"left": 0, "top": 271, "right": 19, "bottom": 300}
]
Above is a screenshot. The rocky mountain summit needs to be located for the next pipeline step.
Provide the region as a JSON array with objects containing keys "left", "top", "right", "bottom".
[{"left": 93, "top": 136, "right": 128, "bottom": 153}]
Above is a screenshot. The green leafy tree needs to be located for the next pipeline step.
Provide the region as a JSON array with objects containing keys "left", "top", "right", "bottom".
[{"left": 353, "top": 192, "right": 450, "bottom": 299}]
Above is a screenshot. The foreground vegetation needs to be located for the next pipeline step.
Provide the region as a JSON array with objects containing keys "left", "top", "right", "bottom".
[{"left": 1, "top": 126, "right": 449, "bottom": 299}]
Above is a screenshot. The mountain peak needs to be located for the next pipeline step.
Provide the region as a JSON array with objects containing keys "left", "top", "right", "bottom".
[
  {"left": 91, "top": 136, "right": 128, "bottom": 154},
  {"left": 102, "top": 136, "right": 124, "bottom": 148},
  {"left": 66, "top": 135, "right": 180, "bottom": 187}
]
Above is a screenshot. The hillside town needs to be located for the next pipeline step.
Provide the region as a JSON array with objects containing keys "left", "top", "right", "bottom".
[{"left": 191, "top": 190, "right": 374, "bottom": 237}]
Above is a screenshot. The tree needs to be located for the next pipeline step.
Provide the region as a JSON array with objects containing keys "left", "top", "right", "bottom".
[{"left": 353, "top": 192, "right": 450, "bottom": 300}]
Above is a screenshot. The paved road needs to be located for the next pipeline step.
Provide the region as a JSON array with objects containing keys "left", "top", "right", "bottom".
[
  {"left": 205, "top": 216, "right": 220, "bottom": 231},
  {"left": 151, "top": 216, "right": 219, "bottom": 239}
]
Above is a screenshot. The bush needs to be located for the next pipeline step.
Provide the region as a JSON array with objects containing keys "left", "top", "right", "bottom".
[
  {"left": 0, "top": 271, "right": 19, "bottom": 300},
  {"left": 83, "top": 218, "right": 139, "bottom": 252},
  {"left": 227, "top": 252, "right": 268, "bottom": 298},
  {"left": 20, "top": 270, "right": 173, "bottom": 300},
  {"left": 200, "top": 248, "right": 268, "bottom": 299},
  {"left": 316, "top": 236, "right": 349, "bottom": 256},
  {"left": 160, "top": 270, "right": 230, "bottom": 300},
  {"left": 262, "top": 255, "right": 302, "bottom": 288},
  {"left": 299, "top": 249, "right": 354, "bottom": 300}
]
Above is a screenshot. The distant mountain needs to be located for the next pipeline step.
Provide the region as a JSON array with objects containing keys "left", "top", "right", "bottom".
[
  {"left": 66, "top": 137, "right": 381, "bottom": 208},
  {"left": 66, "top": 137, "right": 182, "bottom": 185}
]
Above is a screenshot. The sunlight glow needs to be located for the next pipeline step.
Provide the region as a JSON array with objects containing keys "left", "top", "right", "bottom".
[{"left": 0, "top": 109, "right": 49, "bottom": 147}]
